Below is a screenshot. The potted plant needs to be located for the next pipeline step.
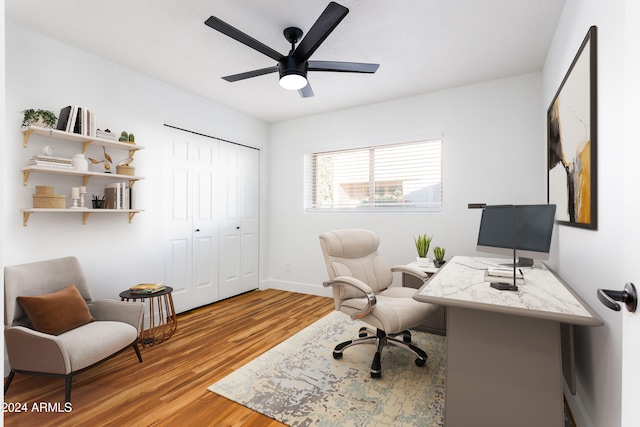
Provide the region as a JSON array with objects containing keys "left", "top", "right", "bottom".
[
  {"left": 433, "top": 246, "right": 446, "bottom": 268},
  {"left": 20, "top": 109, "right": 58, "bottom": 128},
  {"left": 414, "top": 234, "right": 433, "bottom": 267}
]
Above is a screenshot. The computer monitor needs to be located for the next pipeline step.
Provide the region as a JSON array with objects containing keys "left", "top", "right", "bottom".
[{"left": 476, "top": 204, "right": 556, "bottom": 267}]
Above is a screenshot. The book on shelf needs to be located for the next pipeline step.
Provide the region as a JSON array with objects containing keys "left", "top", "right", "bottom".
[
  {"left": 129, "top": 283, "right": 166, "bottom": 294},
  {"left": 55, "top": 105, "right": 97, "bottom": 137},
  {"left": 29, "top": 155, "right": 74, "bottom": 169},
  {"left": 96, "top": 130, "right": 117, "bottom": 140},
  {"left": 105, "top": 182, "right": 131, "bottom": 209}
]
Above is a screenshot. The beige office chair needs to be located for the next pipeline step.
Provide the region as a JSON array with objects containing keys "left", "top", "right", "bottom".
[{"left": 319, "top": 229, "right": 440, "bottom": 378}]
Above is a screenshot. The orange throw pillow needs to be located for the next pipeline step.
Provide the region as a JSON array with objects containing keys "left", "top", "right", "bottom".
[{"left": 17, "top": 284, "right": 95, "bottom": 335}]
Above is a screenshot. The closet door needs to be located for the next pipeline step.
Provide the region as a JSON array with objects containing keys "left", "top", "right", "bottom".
[
  {"left": 165, "top": 130, "right": 219, "bottom": 313},
  {"left": 218, "top": 142, "right": 260, "bottom": 300}
]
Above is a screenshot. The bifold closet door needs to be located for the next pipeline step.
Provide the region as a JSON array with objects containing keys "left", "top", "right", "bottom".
[
  {"left": 165, "top": 130, "right": 219, "bottom": 313},
  {"left": 218, "top": 142, "right": 260, "bottom": 300}
]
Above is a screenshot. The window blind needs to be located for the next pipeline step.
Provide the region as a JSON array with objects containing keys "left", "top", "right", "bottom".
[{"left": 304, "top": 138, "right": 443, "bottom": 211}]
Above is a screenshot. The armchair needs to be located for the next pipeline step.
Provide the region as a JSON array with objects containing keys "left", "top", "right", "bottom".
[
  {"left": 4, "top": 256, "right": 144, "bottom": 402},
  {"left": 319, "top": 229, "right": 440, "bottom": 378}
]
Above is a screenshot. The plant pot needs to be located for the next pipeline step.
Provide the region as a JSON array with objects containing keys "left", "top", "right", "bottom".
[
  {"left": 434, "top": 260, "right": 446, "bottom": 268},
  {"left": 416, "top": 256, "right": 430, "bottom": 267}
]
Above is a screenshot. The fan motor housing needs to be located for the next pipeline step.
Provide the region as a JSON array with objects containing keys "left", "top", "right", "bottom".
[{"left": 278, "top": 56, "right": 308, "bottom": 79}]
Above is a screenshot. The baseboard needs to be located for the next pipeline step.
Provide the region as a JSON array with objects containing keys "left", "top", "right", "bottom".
[
  {"left": 564, "top": 382, "right": 594, "bottom": 427},
  {"left": 261, "top": 279, "right": 332, "bottom": 298}
]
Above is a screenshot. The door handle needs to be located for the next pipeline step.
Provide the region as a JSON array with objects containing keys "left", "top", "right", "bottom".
[
  {"left": 194, "top": 229, "right": 200, "bottom": 232},
  {"left": 597, "top": 283, "right": 637, "bottom": 313}
]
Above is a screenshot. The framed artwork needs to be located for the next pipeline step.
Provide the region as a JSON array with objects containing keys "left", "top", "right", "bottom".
[{"left": 547, "top": 26, "right": 597, "bottom": 230}]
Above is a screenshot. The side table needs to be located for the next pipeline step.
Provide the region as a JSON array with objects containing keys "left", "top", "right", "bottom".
[{"left": 119, "top": 286, "right": 177, "bottom": 346}]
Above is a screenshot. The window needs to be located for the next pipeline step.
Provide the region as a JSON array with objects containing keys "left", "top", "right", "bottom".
[{"left": 304, "top": 138, "right": 443, "bottom": 211}]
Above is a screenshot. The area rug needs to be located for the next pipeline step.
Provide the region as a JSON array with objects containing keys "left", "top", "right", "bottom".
[{"left": 208, "top": 311, "right": 446, "bottom": 426}]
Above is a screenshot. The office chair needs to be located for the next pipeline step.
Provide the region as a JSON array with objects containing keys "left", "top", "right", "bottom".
[{"left": 319, "top": 229, "right": 440, "bottom": 378}]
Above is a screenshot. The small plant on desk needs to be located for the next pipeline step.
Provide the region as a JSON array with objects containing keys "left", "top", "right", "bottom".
[
  {"left": 414, "top": 234, "right": 433, "bottom": 266},
  {"left": 433, "top": 246, "right": 446, "bottom": 268}
]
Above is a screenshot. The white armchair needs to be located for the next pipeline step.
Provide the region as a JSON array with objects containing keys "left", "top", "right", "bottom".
[
  {"left": 319, "top": 229, "right": 440, "bottom": 378},
  {"left": 4, "top": 256, "right": 144, "bottom": 402}
]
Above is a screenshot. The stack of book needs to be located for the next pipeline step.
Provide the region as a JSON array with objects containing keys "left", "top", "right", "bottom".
[
  {"left": 485, "top": 267, "right": 524, "bottom": 286},
  {"left": 130, "top": 283, "right": 166, "bottom": 294},
  {"left": 29, "top": 155, "right": 73, "bottom": 169},
  {"left": 96, "top": 129, "right": 117, "bottom": 140}
]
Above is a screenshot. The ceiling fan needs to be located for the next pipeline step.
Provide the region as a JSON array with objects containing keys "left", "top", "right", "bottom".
[{"left": 204, "top": 1, "right": 379, "bottom": 98}]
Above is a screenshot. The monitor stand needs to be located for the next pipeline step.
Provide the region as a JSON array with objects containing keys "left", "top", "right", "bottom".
[
  {"left": 500, "top": 257, "right": 534, "bottom": 268},
  {"left": 490, "top": 281, "right": 518, "bottom": 291}
]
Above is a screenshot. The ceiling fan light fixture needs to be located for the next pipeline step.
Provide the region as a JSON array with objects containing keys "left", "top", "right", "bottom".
[{"left": 279, "top": 73, "right": 307, "bottom": 90}]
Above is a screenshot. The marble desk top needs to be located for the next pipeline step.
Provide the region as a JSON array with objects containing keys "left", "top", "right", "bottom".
[{"left": 413, "top": 256, "right": 603, "bottom": 326}]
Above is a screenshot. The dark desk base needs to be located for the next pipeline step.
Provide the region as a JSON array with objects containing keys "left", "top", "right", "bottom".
[{"left": 403, "top": 273, "right": 446, "bottom": 335}]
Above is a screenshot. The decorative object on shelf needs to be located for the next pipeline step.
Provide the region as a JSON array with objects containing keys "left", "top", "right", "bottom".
[
  {"left": 433, "top": 246, "right": 446, "bottom": 268},
  {"left": 20, "top": 109, "right": 57, "bottom": 128},
  {"left": 414, "top": 233, "right": 433, "bottom": 267},
  {"left": 70, "top": 187, "right": 81, "bottom": 209},
  {"left": 71, "top": 153, "right": 89, "bottom": 171},
  {"left": 116, "top": 157, "right": 135, "bottom": 176},
  {"left": 32, "top": 185, "right": 66, "bottom": 208},
  {"left": 128, "top": 133, "right": 135, "bottom": 143},
  {"left": 91, "top": 195, "right": 106, "bottom": 209},
  {"left": 43, "top": 146, "right": 54, "bottom": 156},
  {"left": 88, "top": 146, "right": 113, "bottom": 173},
  {"left": 548, "top": 25, "right": 598, "bottom": 230},
  {"left": 119, "top": 131, "right": 129, "bottom": 142},
  {"left": 79, "top": 186, "right": 87, "bottom": 208}
]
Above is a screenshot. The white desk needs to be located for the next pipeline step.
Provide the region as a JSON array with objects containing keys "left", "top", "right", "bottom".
[{"left": 414, "top": 256, "right": 602, "bottom": 427}]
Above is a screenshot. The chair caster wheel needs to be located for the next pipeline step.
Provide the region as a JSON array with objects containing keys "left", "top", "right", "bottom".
[
  {"left": 333, "top": 351, "right": 343, "bottom": 359},
  {"left": 415, "top": 358, "right": 426, "bottom": 367},
  {"left": 371, "top": 371, "right": 381, "bottom": 379}
]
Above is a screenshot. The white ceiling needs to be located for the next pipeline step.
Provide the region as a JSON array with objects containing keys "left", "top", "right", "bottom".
[{"left": 6, "top": 0, "right": 566, "bottom": 124}]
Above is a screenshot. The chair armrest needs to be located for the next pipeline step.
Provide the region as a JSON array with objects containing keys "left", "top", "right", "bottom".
[
  {"left": 89, "top": 300, "right": 144, "bottom": 333},
  {"left": 323, "top": 276, "right": 377, "bottom": 320},
  {"left": 4, "top": 326, "right": 70, "bottom": 374},
  {"left": 391, "top": 265, "right": 429, "bottom": 281}
]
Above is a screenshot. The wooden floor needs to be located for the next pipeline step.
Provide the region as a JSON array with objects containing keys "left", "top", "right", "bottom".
[{"left": 3, "top": 289, "right": 333, "bottom": 427}]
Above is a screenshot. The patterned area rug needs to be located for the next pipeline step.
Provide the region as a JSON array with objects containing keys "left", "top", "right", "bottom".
[{"left": 208, "top": 311, "right": 446, "bottom": 426}]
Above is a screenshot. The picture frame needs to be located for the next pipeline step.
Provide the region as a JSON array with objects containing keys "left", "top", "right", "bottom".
[{"left": 547, "top": 26, "right": 597, "bottom": 230}]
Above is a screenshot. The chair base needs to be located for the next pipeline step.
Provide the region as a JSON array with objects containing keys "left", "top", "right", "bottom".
[
  {"left": 332, "top": 327, "right": 427, "bottom": 378},
  {"left": 4, "top": 341, "right": 142, "bottom": 402}
]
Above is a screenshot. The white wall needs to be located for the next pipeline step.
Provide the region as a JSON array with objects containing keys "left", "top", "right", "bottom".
[
  {"left": 3, "top": 23, "right": 269, "bottom": 373},
  {"left": 267, "top": 73, "right": 545, "bottom": 295},
  {"left": 542, "top": 1, "right": 626, "bottom": 426}
]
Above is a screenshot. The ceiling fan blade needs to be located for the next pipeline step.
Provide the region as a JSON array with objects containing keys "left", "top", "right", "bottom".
[
  {"left": 222, "top": 66, "right": 279, "bottom": 82},
  {"left": 308, "top": 60, "right": 380, "bottom": 73},
  {"left": 293, "top": 2, "right": 349, "bottom": 61},
  {"left": 205, "top": 16, "right": 284, "bottom": 62},
  {"left": 298, "top": 82, "right": 314, "bottom": 98}
]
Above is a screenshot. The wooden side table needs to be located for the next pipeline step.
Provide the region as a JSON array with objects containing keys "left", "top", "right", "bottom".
[{"left": 119, "top": 286, "right": 177, "bottom": 346}]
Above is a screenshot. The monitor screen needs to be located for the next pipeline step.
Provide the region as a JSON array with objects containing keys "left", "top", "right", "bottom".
[{"left": 476, "top": 204, "right": 556, "bottom": 265}]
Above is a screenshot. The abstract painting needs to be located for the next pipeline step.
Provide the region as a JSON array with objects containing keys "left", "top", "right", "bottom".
[{"left": 548, "top": 26, "right": 597, "bottom": 229}]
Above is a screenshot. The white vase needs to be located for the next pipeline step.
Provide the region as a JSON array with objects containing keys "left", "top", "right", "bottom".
[
  {"left": 72, "top": 153, "right": 89, "bottom": 171},
  {"left": 416, "top": 256, "right": 430, "bottom": 267}
]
